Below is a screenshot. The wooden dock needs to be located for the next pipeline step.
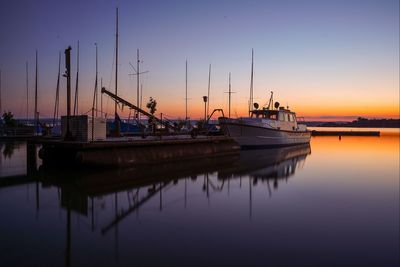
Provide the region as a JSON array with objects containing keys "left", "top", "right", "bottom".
[
  {"left": 38, "top": 135, "right": 240, "bottom": 167},
  {"left": 311, "top": 130, "right": 380, "bottom": 136}
]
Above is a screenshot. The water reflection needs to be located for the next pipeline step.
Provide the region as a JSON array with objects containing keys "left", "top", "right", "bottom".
[
  {"left": 1, "top": 141, "right": 19, "bottom": 159},
  {"left": 35, "top": 144, "right": 310, "bottom": 266},
  {"left": 0, "top": 135, "right": 398, "bottom": 267}
]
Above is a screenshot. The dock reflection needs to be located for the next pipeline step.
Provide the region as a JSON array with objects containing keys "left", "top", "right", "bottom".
[{"left": 37, "top": 144, "right": 310, "bottom": 267}]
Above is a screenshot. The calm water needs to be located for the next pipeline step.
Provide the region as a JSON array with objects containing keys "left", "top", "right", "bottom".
[{"left": 0, "top": 130, "right": 399, "bottom": 267}]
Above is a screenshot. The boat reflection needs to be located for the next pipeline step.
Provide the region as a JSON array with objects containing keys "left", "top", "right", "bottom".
[
  {"left": 37, "top": 144, "right": 310, "bottom": 266},
  {"left": 219, "top": 144, "right": 311, "bottom": 193}
]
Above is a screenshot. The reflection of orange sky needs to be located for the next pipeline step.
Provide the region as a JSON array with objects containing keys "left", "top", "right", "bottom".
[
  {"left": 308, "top": 135, "right": 400, "bottom": 186},
  {"left": 311, "top": 135, "right": 399, "bottom": 168}
]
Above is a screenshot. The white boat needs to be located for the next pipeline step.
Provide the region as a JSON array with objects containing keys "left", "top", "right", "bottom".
[
  {"left": 218, "top": 50, "right": 311, "bottom": 148},
  {"left": 219, "top": 93, "right": 311, "bottom": 148}
]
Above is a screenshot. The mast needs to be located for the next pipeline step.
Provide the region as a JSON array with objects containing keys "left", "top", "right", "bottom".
[
  {"left": 101, "top": 78, "right": 103, "bottom": 118},
  {"left": 140, "top": 83, "right": 143, "bottom": 116},
  {"left": 207, "top": 64, "right": 211, "bottom": 119},
  {"left": 92, "top": 43, "right": 98, "bottom": 141},
  {"left": 0, "top": 69, "right": 2, "bottom": 116},
  {"left": 185, "top": 60, "right": 188, "bottom": 120},
  {"left": 249, "top": 49, "right": 254, "bottom": 115},
  {"left": 114, "top": 7, "right": 120, "bottom": 135},
  {"left": 34, "top": 50, "right": 38, "bottom": 134},
  {"left": 136, "top": 49, "right": 139, "bottom": 118},
  {"left": 73, "top": 41, "right": 80, "bottom": 115},
  {"left": 115, "top": 7, "right": 118, "bottom": 118},
  {"left": 53, "top": 52, "right": 61, "bottom": 126},
  {"left": 228, "top": 72, "right": 231, "bottom": 118},
  {"left": 64, "top": 46, "right": 72, "bottom": 140},
  {"left": 94, "top": 43, "right": 98, "bottom": 117},
  {"left": 26, "top": 62, "right": 29, "bottom": 120}
]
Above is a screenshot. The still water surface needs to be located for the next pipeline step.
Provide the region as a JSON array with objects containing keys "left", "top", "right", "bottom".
[{"left": 0, "top": 131, "right": 399, "bottom": 267}]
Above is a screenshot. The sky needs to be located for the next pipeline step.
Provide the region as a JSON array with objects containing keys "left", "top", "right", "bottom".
[{"left": 0, "top": 0, "right": 398, "bottom": 121}]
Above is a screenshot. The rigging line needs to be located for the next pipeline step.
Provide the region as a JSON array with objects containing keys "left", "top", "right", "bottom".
[
  {"left": 73, "top": 41, "right": 80, "bottom": 115},
  {"left": 53, "top": 51, "right": 61, "bottom": 126}
]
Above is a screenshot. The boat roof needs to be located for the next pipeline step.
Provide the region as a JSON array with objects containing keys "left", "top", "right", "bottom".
[{"left": 250, "top": 108, "right": 294, "bottom": 115}]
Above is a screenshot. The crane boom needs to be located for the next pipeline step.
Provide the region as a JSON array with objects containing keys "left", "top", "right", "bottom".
[{"left": 101, "top": 87, "right": 178, "bottom": 131}]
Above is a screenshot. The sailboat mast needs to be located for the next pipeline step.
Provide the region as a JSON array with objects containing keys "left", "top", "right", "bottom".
[
  {"left": 140, "top": 83, "right": 143, "bottom": 115},
  {"left": 34, "top": 50, "right": 38, "bottom": 133},
  {"left": 26, "top": 62, "right": 29, "bottom": 120},
  {"left": 94, "top": 43, "right": 98, "bottom": 117},
  {"left": 137, "top": 49, "right": 140, "bottom": 118},
  {"left": 207, "top": 64, "right": 211, "bottom": 118},
  {"left": 0, "top": 69, "right": 2, "bottom": 116},
  {"left": 228, "top": 72, "right": 231, "bottom": 118},
  {"left": 101, "top": 78, "right": 103, "bottom": 118},
  {"left": 249, "top": 49, "right": 254, "bottom": 115},
  {"left": 73, "top": 41, "right": 79, "bottom": 115},
  {"left": 115, "top": 7, "right": 118, "bottom": 117},
  {"left": 185, "top": 60, "right": 188, "bottom": 120}
]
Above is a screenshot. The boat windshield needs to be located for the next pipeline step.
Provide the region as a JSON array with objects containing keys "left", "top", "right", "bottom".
[{"left": 251, "top": 109, "right": 278, "bottom": 120}]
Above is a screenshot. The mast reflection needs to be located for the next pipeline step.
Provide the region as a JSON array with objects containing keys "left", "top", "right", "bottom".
[{"left": 38, "top": 144, "right": 310, "bottom": 266}]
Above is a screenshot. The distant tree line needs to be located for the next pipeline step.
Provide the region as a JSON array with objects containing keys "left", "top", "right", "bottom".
[{"left": 305, "top": 117, "right": 400, "bottom": 128}]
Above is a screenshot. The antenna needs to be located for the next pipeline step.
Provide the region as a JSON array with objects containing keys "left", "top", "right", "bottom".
[
  {"left": 128, "top": 49, "right": 148, "bottom": 120},
  {"left": 73, "top": 40, "right": 79, "bottom": 115},
  {"left": 224, "top": 72, "right": 236, "bottom": 118},
  {"left": 265, "top": 91, "right": 273, "bottom": 109}
]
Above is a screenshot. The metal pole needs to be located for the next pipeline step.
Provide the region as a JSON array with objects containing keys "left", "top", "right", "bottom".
[
  {"left": 64, "top": 46, "right": 72, "bottom": 140},
  {"left": 204, "top": 100, "right": 206, "bottom": 122}
]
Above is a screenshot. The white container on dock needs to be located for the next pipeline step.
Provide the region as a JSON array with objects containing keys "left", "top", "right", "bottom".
[{"left": 61, "top": 115, "right": 106, "bottom": 142}]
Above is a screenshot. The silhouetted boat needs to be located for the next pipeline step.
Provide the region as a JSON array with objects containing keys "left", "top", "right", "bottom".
[{"left": 219, "top": 93, "right": 311, "bottom": 148}]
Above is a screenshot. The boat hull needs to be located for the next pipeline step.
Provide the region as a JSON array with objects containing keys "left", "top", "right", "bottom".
[{"left": 219, "top": 120, "right": 311, "bottom": 148}]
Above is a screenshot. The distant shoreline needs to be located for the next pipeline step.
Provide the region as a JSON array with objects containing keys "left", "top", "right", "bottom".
[{"left": 305, "top": 117, "right": 399, "bottom": 128}]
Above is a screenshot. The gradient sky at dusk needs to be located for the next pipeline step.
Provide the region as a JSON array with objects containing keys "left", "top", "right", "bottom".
[{"left": 0, "top": 0, "right": 398, "bottom": 120}]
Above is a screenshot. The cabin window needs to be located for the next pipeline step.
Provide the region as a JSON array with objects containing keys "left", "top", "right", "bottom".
[
  {"left": 278, "top": 113, "right": 285, "bottom": 121},
  {"left": 269, "top": 114, "right": 277, "bottom": 120},
  {"left": 288, "top": 114, "right": 295, "bottom": 122}
]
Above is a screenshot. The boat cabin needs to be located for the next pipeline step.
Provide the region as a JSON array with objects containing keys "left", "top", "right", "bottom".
[
  {"left": 250, "top": 108, "right": 299, "bottom": 131},
  {"left": 251, "top": 108, "right": 296, "bottom": 121}
]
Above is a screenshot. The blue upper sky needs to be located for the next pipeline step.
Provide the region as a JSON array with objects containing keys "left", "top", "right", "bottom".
[{"left": 0, "top": 0, "right": 398, "bottom": 119}]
